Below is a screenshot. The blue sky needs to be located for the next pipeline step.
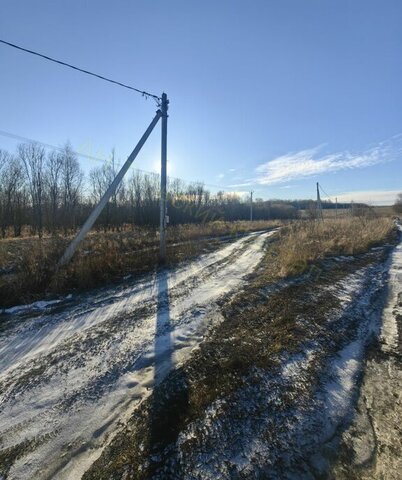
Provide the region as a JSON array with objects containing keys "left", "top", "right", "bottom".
[{"left": 0, "top": 0, "right": 401, "bottom": 204}]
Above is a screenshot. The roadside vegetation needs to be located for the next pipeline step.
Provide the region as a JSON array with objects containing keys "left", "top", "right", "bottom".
[
  {"left": 0, "top": 220, "right": 279, "bottom": 308},
  {"left": 274, "top": 217, "right": 396, "bottom": 277},
  {"left": 0, "top": 217, "right": 395, "bottom": 308}
]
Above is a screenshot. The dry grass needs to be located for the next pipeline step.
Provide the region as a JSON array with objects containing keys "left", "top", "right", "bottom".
[
  {"left": 1, "top": 217, "right": 394, "bottom": 308},
  {"left": 0, "top": 220, "right": 279, "bottom": 307},
  {"left": 276, "top": 217, "right": 395, "bottom": 277}
]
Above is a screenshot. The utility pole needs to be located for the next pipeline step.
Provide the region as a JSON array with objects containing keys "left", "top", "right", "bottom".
[
  {"left": 316, "top": 182, "right": 323, "bottom": 220},
  {"left": 335, "top": 197, "right": 338, "bottom": 218},
  {"left": 250, "top": 190, "right": 253, "bottom": 221},
  {"left": 159, "top": 93, "right": 169, "bottom": 263}
]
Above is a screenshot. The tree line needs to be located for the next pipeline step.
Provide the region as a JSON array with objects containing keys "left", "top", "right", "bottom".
[{"left": 0, "top": 142, "right": 301, "bottom": 238}]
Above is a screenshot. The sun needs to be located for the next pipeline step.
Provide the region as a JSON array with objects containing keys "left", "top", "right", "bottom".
[{"left": 152, "top": 159, "right": 173, "bottom": 176}]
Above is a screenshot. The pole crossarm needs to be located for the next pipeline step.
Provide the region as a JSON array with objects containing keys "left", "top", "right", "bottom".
[{"left": 58, "top": 109, "right": 162, "bottom": 267}]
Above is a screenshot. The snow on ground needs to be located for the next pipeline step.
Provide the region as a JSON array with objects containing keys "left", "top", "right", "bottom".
[
  {"left": 0, "top": 230, "right": 275, "bottom": 480},
  {"left": 167, "top": 253, "right": 392, "bottom": 479},
  {"left": 1, "top": 298, "right": 65, "bottom": 315},
  {"left": 380, "top": 224, "right": 402, "bottom": 352},
  {"left": 332, "top": 225, "right": 402, "bottom": 479}
]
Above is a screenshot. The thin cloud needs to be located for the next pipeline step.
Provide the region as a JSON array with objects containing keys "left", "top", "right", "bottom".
[
  {"left": 255, "top": 135, "right": 402, "bottom": 186},
  {"left": 335, "top": 189, "right": 400, "bottom": 206},
  {"left": 226, "top": 182, "right": 254, "bottom": 188}
]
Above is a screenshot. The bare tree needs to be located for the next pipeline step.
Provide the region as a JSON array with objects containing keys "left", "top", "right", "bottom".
[
  {"left": 1, "top": 150, "right": 28, "bottom": 237},
  {"left": 60, "top": 144, "right": 83, "bottom": 233},
  {"left": 18, "top": 143, "right": 46, "bottom": 237},
  {"left": 89, "top": 152, "right": 123, "bottom": 230},
  {"left": 45, "top": 150, "right": 63, "bottom": 234},
  {"left": 127, "top": 170, "right": 144, "bottom": 225}
]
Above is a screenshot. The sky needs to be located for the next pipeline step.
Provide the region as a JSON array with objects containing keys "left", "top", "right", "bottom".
[{"left": 0, "top": 0, "right": 401, "bottom": 205}]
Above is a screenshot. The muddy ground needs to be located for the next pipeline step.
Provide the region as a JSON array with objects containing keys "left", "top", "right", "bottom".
[
  {"left": 1, "top": 227, "right": 401, "bottom": 479},
  {"left": 331, "top": 232, "right": 402, "bottom": 480},
  {"left": 85, "top": 233, "right": 401, "bottom": 479}
]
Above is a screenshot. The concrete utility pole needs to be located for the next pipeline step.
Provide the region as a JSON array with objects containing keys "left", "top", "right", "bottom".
[
  {"left": 159, "top": 93, "right": 169, "bottom": 263},
  {"left": 250, "top": 190, "right": 254, "bottom": 221},
  {"left": 58, "top": 109, "right": 162, "bottom": 268},
  {"left": 316, "top": 182, "right": 323, "bottom": 220}
]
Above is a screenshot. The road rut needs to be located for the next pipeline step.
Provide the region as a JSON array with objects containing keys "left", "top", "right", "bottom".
[{"left": 0, "top": 229, "right": 275, "bottom": 479}]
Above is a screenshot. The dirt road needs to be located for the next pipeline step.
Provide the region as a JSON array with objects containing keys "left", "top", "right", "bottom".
[
  {"left": 332, "top": 227, "right": 402, "bottom": 479},
  {"left": 0, "top": 230, "right": 275, "bottom": 480},
  {"left": 83, "top": 229, "right": 400, "bottom": 479}
]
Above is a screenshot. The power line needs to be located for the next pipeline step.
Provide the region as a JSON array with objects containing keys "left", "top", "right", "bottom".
[
  {"left": 0, "top": 129, "right": 114, "bottom": 164},
  {"left": 318, "top": 184, "right": 333, "bottom": 202},
  {"left": 0, "top": 39, "right": 161, "bottom": 102},
  {"left": 0, "top": 128, "right": 159, "bottom": 177},
  {"left": 0, "top": 128, "right": 241, "bottom": 193}
]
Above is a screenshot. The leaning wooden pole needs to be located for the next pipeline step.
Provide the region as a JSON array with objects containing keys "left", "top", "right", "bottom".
[
  {"left": 316, "top": 182, "right": 323, "bottom": 220},
  {"left": 58, "top": 109, "right": 162, "bottom": 268}
]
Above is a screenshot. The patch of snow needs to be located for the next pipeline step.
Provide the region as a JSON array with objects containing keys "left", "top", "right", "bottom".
[
  {"left": 171, "top": 250, "right": 391, "bottom": 479},
  {"left": 0, "top": 230, "right": 275, "bottom": 480},
  {"left": 380, "top": 224, "right": 402, "bottom": 353},
  {"left": 2, "top": 298, "right": 62, "bottom": 315},
  {"left": 281, "top": 349, "right": 315, "bottom": 380},
  {"left": 322, "top": 340, "right": 362, "bottom": 426}
]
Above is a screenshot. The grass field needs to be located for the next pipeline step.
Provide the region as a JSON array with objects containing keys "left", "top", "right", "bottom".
[
  {"left": 275, "top": 217, "right": 396, "bottom": 276},
  {"left": 0, "top": 220, "right": 280, "bottom": 307},
  {"left": 0, "top": 217, "right": 396, "bottom": 308}
]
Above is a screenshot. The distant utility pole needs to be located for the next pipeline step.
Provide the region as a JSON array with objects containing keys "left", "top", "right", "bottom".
[
  {"left": 250, "top": 190, "right": 254, "bottom": 221},
  {"left": 159, "top": 93, "right": 169, "bottom": 263},
  {"left": 335, "top": 197, "right": 338, "bottom": 218},
  {"left": 316, "top": 182, "right": 323, "bottom": 220}
]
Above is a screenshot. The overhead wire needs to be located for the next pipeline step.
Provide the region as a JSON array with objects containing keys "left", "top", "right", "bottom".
[
  {"left": 0, "top": 129, "right": 116, "bottom": 165},
  {"left": 0, "top": 39, "right": 161, "bottom": 102},
  {"left": 0, "top": 128, "right": 239, "bottom": 194},
  {"left": 318, "top": 183, "right": 333, "bottom": 202}
]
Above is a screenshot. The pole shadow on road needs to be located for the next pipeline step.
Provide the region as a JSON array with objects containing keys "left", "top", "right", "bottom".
[
  {"left": 148, "top": 268, "right": 189, "bottom": 475},
  {"left": 153, "top": 268, "right": 173, "bottom": 385}
]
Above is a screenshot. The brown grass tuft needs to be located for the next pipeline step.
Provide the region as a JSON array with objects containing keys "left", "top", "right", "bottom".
[{"left": 276, "top": 217, "right": 395, "bottom": 277}]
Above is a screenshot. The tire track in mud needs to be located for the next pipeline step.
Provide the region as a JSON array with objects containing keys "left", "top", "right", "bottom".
[
  {"left": 0, "top": 229, "right": 275, "bottom": 480},
  {"left": 331, "top": 226, "right": 402, "bottom": 479},
  {"left": 83, "top": 246, "right": 396, "bottom": 480}
]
